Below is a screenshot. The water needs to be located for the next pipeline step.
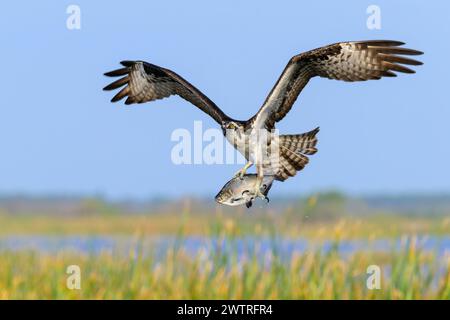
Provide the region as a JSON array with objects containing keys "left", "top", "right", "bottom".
[{"left": 1, "top": 235, "right": 449, "bottom": 260}]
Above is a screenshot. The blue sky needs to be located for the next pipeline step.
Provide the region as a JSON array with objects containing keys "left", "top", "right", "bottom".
[{"left": 0, "top": 1, "right": 449, "bottom": 199}]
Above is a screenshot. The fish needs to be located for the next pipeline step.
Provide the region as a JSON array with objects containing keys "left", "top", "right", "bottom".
[{"left": 215, "top": 174, "right": 275, "bottom": 208}]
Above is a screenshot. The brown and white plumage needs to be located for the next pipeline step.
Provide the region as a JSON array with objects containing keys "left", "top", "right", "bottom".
[
  {"left": 279, "top": 128, "right": 319, "bottom": 156},
  {"left": 246, "top": 40, "right": 422, "bottom": 183},
  {"left": 104, "top": 61, "right": 231, "bottom": 125},
  {"left": 261, "top": 127, "right": 319, "bottom": 181},
  {"left": 103, "top": 40, "right": 423, "bottom": 198},
  {"left": 252, "top": 40, "right": 423, "bottom": 130},
  {"left": 277, "top": 128, "right": 319, "bottom": 181}
]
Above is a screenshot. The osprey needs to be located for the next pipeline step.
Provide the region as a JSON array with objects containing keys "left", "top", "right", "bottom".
[{"left": 104, "top": 40, "right": 423, "bottom": 199}]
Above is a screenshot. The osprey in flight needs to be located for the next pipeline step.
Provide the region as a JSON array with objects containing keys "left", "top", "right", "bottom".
[{"left": 104, "top": 40, "right": 423, "bottom": 200}]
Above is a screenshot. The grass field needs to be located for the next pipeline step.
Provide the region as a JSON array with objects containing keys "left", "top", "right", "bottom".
[{"left": 0, "top": 196, "right": 449, "bottom": 299}]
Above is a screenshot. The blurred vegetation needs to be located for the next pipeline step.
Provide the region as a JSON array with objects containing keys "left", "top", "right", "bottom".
[
  {"left": 0, "top": 193, "right": 449, "bottom": 238},
  {"left": 0, "top": 234, "right": 449, "bottom": 299},
  {"left": 0, "top": 193, "right": 449, "bottom": 299}
]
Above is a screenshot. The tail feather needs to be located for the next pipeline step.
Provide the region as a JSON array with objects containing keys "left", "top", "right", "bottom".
[
  {"left": 276, "top": 146, "right": 310, "bottom": 181},
  {"left": 280, "top": 146, "right": 309, "bottom": 171},
  {"left": 274, "top": 127, "right": 319, "bottom": 181},
  {"left": 279, "top": 127, "right": 319, "bottom": 155}
]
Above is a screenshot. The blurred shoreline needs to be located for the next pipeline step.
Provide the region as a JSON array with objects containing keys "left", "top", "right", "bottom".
[
  {"left": 1, "top": 191, "right": 449, "bottom": 299},
  {"left": 1, "top": 191, "right": 450, "bottom": 216}
]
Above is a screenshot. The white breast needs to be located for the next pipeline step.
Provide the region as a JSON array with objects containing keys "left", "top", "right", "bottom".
[{"left": 225, "top": 129, "right": 252, "bottom": 160}]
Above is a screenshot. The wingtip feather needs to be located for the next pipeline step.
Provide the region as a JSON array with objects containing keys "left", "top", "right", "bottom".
[
  {"left": 124, "top": 97, "right": 134, "bottom": 105},
  {"left": 104, "top": 67, "right": 130, "bottom": 77},
  {"left": 103, "top": 76, "right": 129, "bottom": 91},
  {"left": 120, "top": 60, "right": 135, "bottom": 67},
  {"left": 110, "top": 87, "right": 130, "bottom": 102}
]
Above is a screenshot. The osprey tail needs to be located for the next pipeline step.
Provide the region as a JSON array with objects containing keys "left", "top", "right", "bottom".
[
  {"left": 274, "top": 127, "right": 319, "bottom": 181},
  {"left": 279, "top": 127, "right": 319, "bottom": 155}
]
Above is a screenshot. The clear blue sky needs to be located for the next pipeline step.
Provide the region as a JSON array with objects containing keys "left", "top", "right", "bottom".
[{"left": 1, "top": 1, "right": 449, "bottom": 199}]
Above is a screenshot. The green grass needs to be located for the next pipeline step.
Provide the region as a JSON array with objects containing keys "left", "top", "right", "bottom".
[
  {"left": 0, "top": 207, "right": 449, "bottom": 299},
  {"left": 0, "top": 236, "right": 448, "bottom": 299}
]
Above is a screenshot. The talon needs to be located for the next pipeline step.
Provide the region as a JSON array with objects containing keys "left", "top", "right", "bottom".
[
  {"left": 254, "top": 189, "right": 267, "bottom": 200},
  {"left": 256, "top": 192, "right": 269, "bottom": 204}
]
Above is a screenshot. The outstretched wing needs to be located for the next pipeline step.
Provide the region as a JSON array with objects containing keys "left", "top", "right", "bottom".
[
  {"left": 103, "top": 61, "right": 231, "bottom": 125},
  {"left": 251, "top": 40, "right": 423, "bottom": 129}
]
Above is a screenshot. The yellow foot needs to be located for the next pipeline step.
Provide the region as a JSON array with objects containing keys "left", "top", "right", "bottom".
[
  {"left": 233, "top": 168, "right": 246, "bottom": 180},
  {"left": 253, "top": 182, "right": 269, "bottom": 202}
]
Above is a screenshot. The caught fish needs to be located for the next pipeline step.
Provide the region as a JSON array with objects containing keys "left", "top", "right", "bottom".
[{"left": 215, "top": 174, "right": 275, "bottom": 208}]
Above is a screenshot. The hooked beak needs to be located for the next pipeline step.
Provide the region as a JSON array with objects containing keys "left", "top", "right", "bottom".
[{"left": 224, "top": 121, "right": 242, "bottom": 140}]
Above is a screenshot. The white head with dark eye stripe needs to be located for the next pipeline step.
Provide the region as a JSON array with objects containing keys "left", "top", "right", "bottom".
[
  {"left": 221, "top": 120, "right": 242, "bottom": 131},
  {"left": 221, "top": 120, "right": 245, "bottom": 140}
]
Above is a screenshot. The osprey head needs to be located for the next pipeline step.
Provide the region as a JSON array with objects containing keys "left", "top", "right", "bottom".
[{"left": 221, "top": 120, "right": 244, "bottom": 136}]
